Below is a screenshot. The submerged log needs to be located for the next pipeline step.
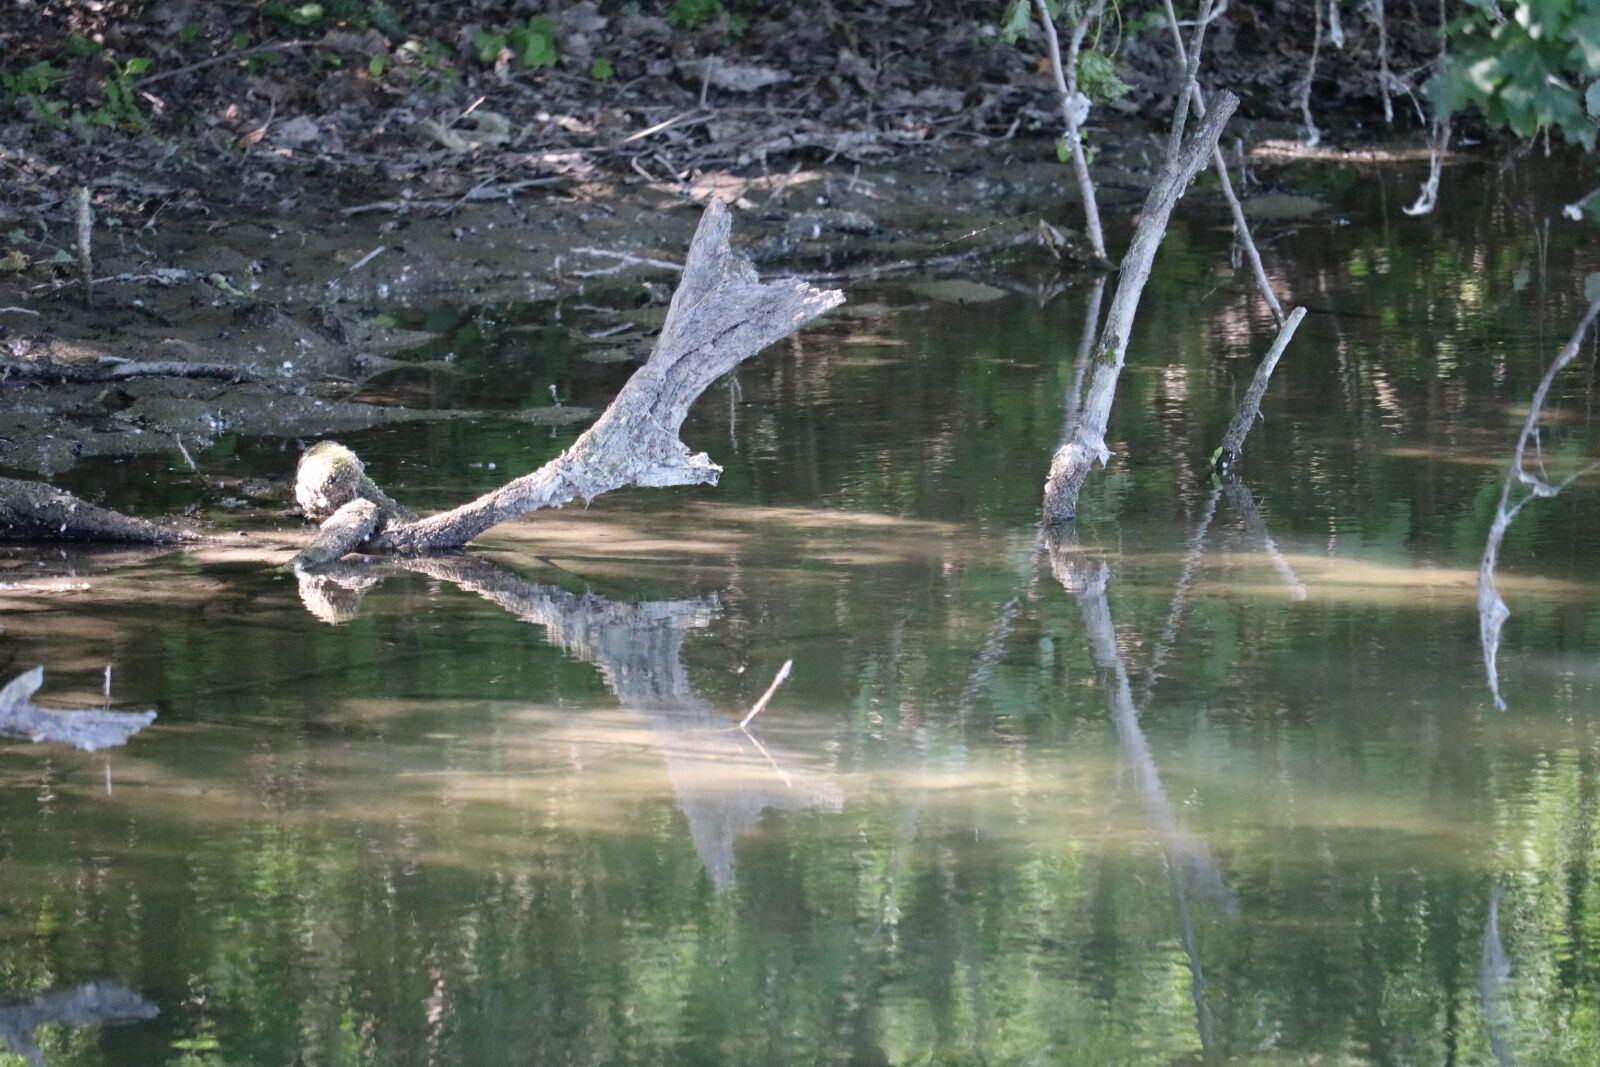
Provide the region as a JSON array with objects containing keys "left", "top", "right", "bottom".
[
  {"left": 294, "top": 200, "right": 843, "bottom": 563},
  {"left": 0, "top": 476, "right": 189, "bottom": 544}
]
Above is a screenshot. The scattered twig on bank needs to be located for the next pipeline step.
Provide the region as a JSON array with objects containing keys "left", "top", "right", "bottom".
[{"left": 568, "top": 247, "right": 686, "bottom": 277}]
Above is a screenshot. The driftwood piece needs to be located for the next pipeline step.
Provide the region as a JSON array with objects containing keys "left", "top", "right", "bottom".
[
  {"left": 0, "top": 668, "right": 157, "bottom": 751},
  {"left": 1213, "top": 305, "right": 1307, "bottom": 473},
  {"left": 296, "top": 200, "right": 842, "bottom": 561},
  {"left": 0, "top": 476, "right": 189, "bottom": 544},
  {"left": 1042, "top": 89, "right": 1238, "bottom": 522}
]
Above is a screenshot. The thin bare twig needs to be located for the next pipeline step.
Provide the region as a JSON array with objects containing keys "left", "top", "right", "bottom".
[{"left": 740, "top": 659, "right": 793, "bottom": 729}]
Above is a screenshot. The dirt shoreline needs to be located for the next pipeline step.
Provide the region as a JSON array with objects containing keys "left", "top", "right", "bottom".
[{"left": 0, "top": 119, "right": 1418, "bottom": 498}]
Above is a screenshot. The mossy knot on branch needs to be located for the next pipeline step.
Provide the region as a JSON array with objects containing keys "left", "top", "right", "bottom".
[{"left": 294, "top": 441, "right": 411, "bottom": 524}]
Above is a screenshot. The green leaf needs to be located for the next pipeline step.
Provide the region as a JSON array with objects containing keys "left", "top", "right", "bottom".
[
  {"left": 590, "top": 56, "right": 614, "bottom": 82},
  {"left": 123, "top": 57, "right": 153, "bottom": 76},
  {"left": 473, "top": 31, "right": 506, "bottom": 64},
  {"left": 1587, "top": 81, "right": 1600, "bottom": 117},
  {"left": 65, "top": 34, "right": 104, "bottom": 57},
  {"left": 1076, "top": 50, "right": 1130, "bottom": 103},
  {"left": 368, "top": 53, "right": 387, "bottom": 77},
  {"left": 1000, "top": 0, "right": 1034, "bottom": 44}
]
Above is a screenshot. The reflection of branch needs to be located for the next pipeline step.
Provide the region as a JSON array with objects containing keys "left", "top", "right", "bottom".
[
  {"left": 1478, "top": 884, "right": 1516, "bottom": 1067},
  {"left": 0, "top": 669, "right": 156, "bottom": 752},
  {"left": 0, "top": 984, "right": 156, "bottom": 1067},
  {"left": 1223, "top": 479, "right": 1307, "bottom": 600},
  {"left": 1048, "top": 536, "right": 1236, "bottom": 1059},
  {"left": 1479, "top": 297, "right": 1600, "bottom": 709},
  {"left": 296, "top": 554, "right": 840, "bottom": 888}
]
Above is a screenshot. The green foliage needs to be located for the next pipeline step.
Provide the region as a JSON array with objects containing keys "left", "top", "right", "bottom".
[
  {"left": 474, "top": 17, "right": 559, "bottom": 69},
  {"left": 999, "top": 0, "right": 1042, "bottom": 44},
  {"left": 670, "top": 0, "right": 726, "bottom": 30},
  {"left": 1427, "top": 1, "right": 1600, "bottom": 149},
  {"left": 591, "top": 56, "right": 615, "bottom": 82},
  {"left": 1076, "top": 48, "right": 1130, "bottom": 102}
]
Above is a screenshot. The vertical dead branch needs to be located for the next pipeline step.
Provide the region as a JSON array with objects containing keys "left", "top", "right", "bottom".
[
  {"left": 1213, "top": 305, "right": 1307, "bottom": 473},
  {"left": 74, "top": 186, "right": 93, "bottom": 309},
  {"left": 1161, "top": 0, "right": 1285, "bottom": 322},
  {"left": 1299, "top": 0, "right": 1323, "bottom": 145},
  {"left": 1404, "top": 120, "right": 1449, "bottom": 215},
  {"left": 1036, "top": 0, "right": 1111, "bottom": 264},
  {"left": 1042, "top": 87, "right": 1238, "bottom": 522},
  {"left": 1373, "top": 0, "right": 1393, "bottom": 124}
]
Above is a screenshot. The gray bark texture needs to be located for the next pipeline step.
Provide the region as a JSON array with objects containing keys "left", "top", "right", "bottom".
[
  {"left": 0, "top": 476, "right": 189, "bottom": 544},
  {"left": 1214, "top": 304, "right": 1307, "bottom": 472},
  {"left": 296, "top": 200, "right": 842, "bottom": 561},
  {"left": 1041, "top": 89, "right": 1239, "bottom": 522}
]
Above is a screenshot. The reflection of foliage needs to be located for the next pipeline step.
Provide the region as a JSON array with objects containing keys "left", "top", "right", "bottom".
[{"left": 1428, "top": 1, "right": 1600, "bottom": 149}]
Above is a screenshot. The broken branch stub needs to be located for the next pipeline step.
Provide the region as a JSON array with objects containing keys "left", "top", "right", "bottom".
[
  {"left": 1213, "top": 305, "right": 1307, "bottom": 473},
  {"left": 299, "top": 201, "right": 842, "bottom": 560}
]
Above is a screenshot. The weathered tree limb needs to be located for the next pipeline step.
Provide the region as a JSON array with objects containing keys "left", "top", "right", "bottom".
[
  {"left": 1037, "top": 0, "right": 1111, "bottom": 265},
  {"left": 1161, "top": 0, "right": 1285, "bottom": 323},
  {"left": 296, "top": 201, "right": 841, "bottom": 560},
  {"left": 1213, "top": 304, "right": 1307, "bottom": 473},
  {"left": 1042, "top": 86, "right": 1238, "bottom": 523},
  {"left": 0, "top": 476, "right": 190, "bottom": 544}
]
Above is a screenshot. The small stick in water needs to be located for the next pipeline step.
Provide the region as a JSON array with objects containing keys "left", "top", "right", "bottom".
[
  {"left": 75, "top": 186, "right": 93, "bottom": 309},
  {"left": 740, "top": 659, "right": 793, "bottom": 730}
]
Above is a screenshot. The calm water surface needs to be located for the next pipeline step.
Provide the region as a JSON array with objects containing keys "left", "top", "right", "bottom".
[{"left": 3, "top": 158, "right": 1600, "bottom": 1065}]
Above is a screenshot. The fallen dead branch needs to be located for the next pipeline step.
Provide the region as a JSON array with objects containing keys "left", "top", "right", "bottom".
[
  {"left": 292, "top": 200, "right": 840, "bottom": 564},
  {"left": 0, "top": 357, "right": 262, "bottom": 385},
  {"left": 0, "top": 476, "right": 192, "bottom": 544}
]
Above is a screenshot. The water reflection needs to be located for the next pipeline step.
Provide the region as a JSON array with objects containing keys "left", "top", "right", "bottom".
[
  {"left": 0, "top": 985, "right": 155, "bottom": 1066},
  {"left": 0, "top": 668, "right": 155, "bottom": 751},
  {"left": 1477, "top": 298, "right": 1600, "bottom": 709},
  {"left": 299, "top": 554, "right": 841, "bottom": 888}
]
